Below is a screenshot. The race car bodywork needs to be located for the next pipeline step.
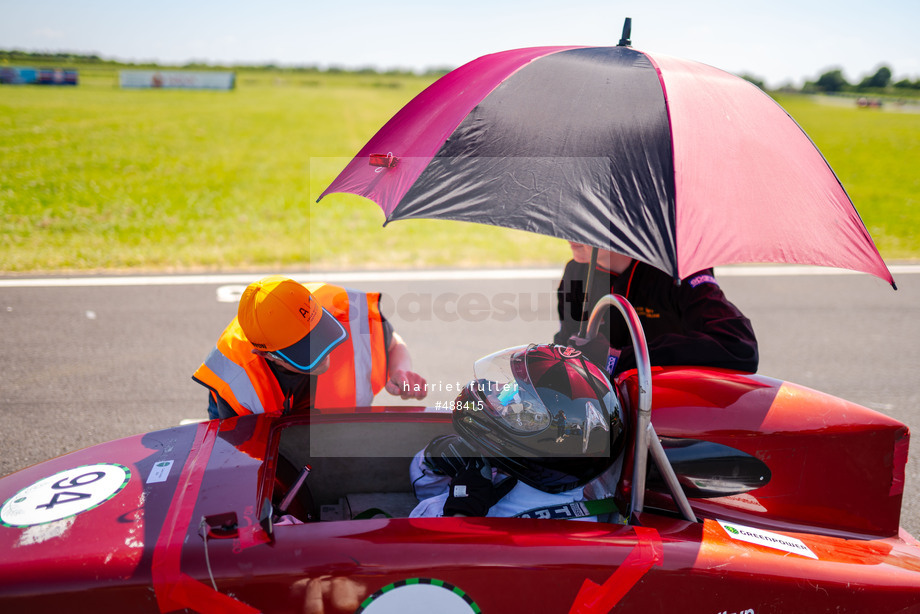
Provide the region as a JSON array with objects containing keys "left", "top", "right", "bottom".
[
  {"left": 1, "top": 367, "right": 918, "bottom": 613},
  {"left": 2, "top": 296, "right": 918, "bottom": 613}
]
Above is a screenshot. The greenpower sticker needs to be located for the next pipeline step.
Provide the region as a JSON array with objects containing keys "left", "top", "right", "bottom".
[
  {"left": 718, "top": 519, "right": 818, "bottom": 559},
  {"left": 146, "top": 460, "right": 174, "bottom": 484},
  {"left": 1, "top": 463, "right": 131, "bottom": 528},
  {"left": 356, "top": 578, "right": 480, "bottom": 613}
]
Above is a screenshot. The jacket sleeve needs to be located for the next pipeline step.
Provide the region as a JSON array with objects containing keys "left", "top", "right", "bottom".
[
  {"left": 616, "top": 274, "right": 759, "bottom": 375},
  {"left": 554, "top": 260, "right": 588, "bottom": 346},
  {"left": 207, "top": 390, "right": 241, "bottom": 419}
]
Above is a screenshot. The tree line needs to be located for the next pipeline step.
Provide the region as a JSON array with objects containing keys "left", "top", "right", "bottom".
[
  {"left": 0, "top": 50, "right": 450, "bottom": 78},
  {"left": 806, "top": 66, "right": 920, "bottom": 93},
  {"left": 740, "top": 64, "right": 918, "bottom": 95},
  {"left": 3, "top": 49, "right": 918, "bottom": 93}
]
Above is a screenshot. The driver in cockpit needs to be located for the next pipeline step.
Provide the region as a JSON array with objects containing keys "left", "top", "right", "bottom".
[{"left": 410, "top": 344, "right": 627, "bottom": 522}]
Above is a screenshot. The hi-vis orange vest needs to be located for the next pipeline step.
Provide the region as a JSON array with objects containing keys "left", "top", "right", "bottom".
[
  {"left": 306, "top": 283, "right": 388, "bottom": 409},
  {"left": 192, "top": 283, "right": 389, "bottom": 415}
]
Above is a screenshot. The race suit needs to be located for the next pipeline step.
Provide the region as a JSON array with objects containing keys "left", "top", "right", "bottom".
[{"left": 408, "top": 449, "right": 605, "bottom": 522}]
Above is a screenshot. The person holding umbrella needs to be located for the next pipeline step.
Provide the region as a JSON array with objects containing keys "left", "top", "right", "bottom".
[
  {"left": 554, "top": 243, "right": 759, "bottom": 377},
  {"left": 193, "top": 275, "right": 427, "bottom": 419}
]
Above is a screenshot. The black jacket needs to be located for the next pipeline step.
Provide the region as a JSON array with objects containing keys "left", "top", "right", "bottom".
[{"left": 554, "top": 259, "right": 759, "bottom": 375}]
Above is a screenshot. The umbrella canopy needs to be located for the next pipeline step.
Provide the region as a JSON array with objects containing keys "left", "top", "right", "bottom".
[{"left": 319, "top": 44, "right": 894, "bottom": 287}]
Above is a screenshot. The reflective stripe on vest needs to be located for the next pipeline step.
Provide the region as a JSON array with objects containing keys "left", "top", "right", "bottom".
[
  {"left": 192, "top": 319, "right": 285, "bottom": 416},
  {"left": 201, "top": 346, "right": 266, "bottom": 414},
  {"left": 349, "top": 291, "right": 374, "bottom": 406},
  {"left": 308, "top": 283, "right": 388, "bottom": 408}
]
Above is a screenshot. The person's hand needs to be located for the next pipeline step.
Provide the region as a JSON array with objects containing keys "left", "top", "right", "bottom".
[
  {"left": 569, "top": 335, "right": 620, "bottom": 367},
  {"left": 423, "top": 434, "right": 481, "bottom": 477},
  {"left": 295, "top": 575, "right": 366, "bottom": 614},
  {"left": 443, "top": 458, "right": 517, "bottom": 517},
  {"left": 385, "top": 369, "right": 428, "bottom": 400}
]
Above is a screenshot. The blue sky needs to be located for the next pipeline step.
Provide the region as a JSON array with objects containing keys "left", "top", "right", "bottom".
[{"left": 2, "top": 0, "right": 917, "bottom": 88}]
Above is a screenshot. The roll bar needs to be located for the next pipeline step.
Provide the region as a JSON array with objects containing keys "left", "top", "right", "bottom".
[{"left": 586, "top": 294, "right": 696, "bottom": 522}]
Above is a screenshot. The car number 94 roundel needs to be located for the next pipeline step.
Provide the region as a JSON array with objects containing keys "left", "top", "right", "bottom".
[{"left": 1, "top": 463, "right": 131, "bottom": 528}]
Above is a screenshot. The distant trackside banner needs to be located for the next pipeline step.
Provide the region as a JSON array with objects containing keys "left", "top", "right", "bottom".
[
  {"left": 119, "top": 70, "right": 235, "bottom": 90},
  {"left": 0, "top": 67, "right": 78, "bottom": 85}
]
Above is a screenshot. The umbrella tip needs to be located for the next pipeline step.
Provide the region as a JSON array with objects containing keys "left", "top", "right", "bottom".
[{"left": 617, "top": 17, "right": 632, "bottom": 47}]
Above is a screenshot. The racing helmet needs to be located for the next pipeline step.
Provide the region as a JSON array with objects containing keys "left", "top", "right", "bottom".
[{"left": 453, "top": 344, "right": 626, "bottom": 494}]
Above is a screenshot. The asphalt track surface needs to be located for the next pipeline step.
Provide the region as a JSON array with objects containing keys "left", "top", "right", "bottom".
[{"left": 2, "top": 265, "right": 919, "bottom": 535}]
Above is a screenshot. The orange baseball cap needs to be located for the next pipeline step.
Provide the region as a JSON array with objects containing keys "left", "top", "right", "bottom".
[{"left": 238, "top": 276, "right": 347, "bottom": 372}]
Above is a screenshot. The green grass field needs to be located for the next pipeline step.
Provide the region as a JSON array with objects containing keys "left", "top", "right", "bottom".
[
  {"left": 774, "top": 94, "right": 919, "bottom": 260},
  {"left": 1, "top": 64, "right": 917, "bottom": 273}
]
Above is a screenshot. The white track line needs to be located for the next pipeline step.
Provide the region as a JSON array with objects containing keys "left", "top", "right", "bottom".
[{"left": 1, "top": 265, "right": 918, "bottom": 288}]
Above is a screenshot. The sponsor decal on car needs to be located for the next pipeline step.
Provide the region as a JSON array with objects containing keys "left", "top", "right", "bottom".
[
  {"left": 0, "top": 463, "right": 131, "bottom": 528},
  {"left": 718, "top": 519, "right": 818, "bottom": 559},
  {"left": 146, "top": 460, "right": 174, "bottom": 484}
]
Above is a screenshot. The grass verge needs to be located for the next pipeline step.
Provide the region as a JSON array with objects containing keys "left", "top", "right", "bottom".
[{"left": 1, "top": 66, "right": 916, "bottom": 273}]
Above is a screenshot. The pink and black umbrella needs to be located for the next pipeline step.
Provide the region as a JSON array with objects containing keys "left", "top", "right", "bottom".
[{"left": 319, "top": 31, "right": 894, "bottom": 287}]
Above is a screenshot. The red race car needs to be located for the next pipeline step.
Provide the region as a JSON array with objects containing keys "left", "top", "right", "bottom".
[{"left": 2, "top": 297, "right": 918, "bottom": 613}]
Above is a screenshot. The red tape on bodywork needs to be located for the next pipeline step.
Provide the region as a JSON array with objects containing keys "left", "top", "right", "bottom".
[
  {"left": 151, "top": 421, "right": 259, "bottom": 613},
  {"left": 891, "top": 430, "right": 909, "bottom": 496},
  {"left": 568, "top": 526, "right": 663, "bottom": 614}
]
